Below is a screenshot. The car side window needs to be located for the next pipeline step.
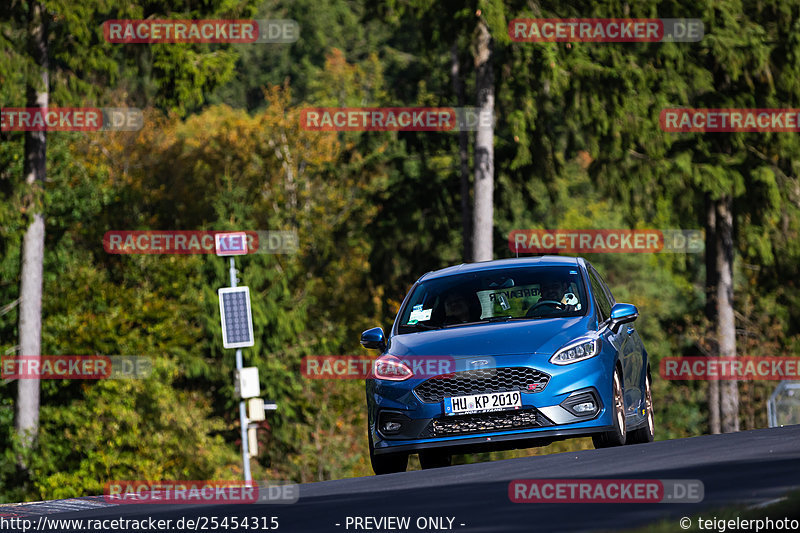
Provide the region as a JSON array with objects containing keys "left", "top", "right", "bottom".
[
  {"left": 594, "top": 267, "right": 616, "bottom": 306},
  {"left": 587, "top": 267, "right": 612, "bottom": 322}
]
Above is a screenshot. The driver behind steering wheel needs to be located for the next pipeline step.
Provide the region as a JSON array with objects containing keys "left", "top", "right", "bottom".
[{"left": 531, "top": 280, "right": 578, "bottom": 314}]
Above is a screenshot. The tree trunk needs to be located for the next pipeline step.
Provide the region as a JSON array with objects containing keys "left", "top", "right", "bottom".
[
  {"left": 16, "top": 0, "right": 48, "bottom": 456},
  {"left": 451, "top": 43, "right": 472, "bottom": 263},
  {"left": 705, "top": 194, "right": 720, "bottom": 434},
  {"left": 716, "top": 195, "right": 739, "bottom": 432},
  {"left": 471, "top": 18, "right": 494, "bottom": 263}
]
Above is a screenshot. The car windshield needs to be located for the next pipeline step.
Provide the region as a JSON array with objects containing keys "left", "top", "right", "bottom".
[{"left": 396, "top": 266, "right": 587, "bottom": 334}]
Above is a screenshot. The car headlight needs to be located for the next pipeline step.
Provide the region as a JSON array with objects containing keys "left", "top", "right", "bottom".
[
  {"left": 371, "top": 355, "right": 413, "bottom": 381},
  {"left": 550, "top": 338, "right": 601, "bottom": 365}
]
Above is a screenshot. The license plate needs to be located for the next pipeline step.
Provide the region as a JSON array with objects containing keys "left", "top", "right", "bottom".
[{"left": 443, "top": 391, "right": 522, "bottom": 416}]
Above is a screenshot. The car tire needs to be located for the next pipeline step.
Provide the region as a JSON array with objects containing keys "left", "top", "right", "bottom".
[
  {"left": 592, "top": 367, "right": 626, "bottom": 449},
  {"left": 369, "top": 430, "right": 408, "bottom": 475},
  {"left": 627, "top": 374, "right": 655, "bottom": 444},
  {"left": 419, "top": 449, "right": 452, "bottom": 469}
]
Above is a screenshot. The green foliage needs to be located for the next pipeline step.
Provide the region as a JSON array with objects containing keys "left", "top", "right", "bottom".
[{"left": 32, "top": 360, "right": 241, "bottom": 499}]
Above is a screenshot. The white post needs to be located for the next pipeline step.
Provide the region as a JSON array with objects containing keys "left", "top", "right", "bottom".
[{"left": 230, "top": 256, "right": 252, "bottom": 482}]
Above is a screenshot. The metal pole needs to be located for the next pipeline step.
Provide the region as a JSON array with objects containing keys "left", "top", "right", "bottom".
[{"left": 230, "top": 257, "right": 252, "bottom": 482}]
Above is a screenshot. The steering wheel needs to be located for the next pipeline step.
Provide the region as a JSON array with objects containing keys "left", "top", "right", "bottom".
[{"left": 526, "top": 300, "right": 566, "bottom": 317}]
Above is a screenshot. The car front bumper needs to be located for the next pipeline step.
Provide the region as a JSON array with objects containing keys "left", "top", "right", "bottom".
[{"left": 367, "top": 353, "right": 616, "bottom": 454}]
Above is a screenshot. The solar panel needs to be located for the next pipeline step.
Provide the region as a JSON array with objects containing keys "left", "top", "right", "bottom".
[{"left": 219, "top": 287, "right": 255, "bottom": 348}]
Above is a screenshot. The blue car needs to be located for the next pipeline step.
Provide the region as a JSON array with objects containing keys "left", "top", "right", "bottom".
[{"left": 361, "top": 256, "right": 654, "bottom": 474}]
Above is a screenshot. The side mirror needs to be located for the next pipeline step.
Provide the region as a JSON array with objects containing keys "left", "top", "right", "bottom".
[
  {"left": 360, "top": 327, "right": 386, "bottom": 351},
  {"left": 609, "top": 303, "right": 639, "bottom": 333}
]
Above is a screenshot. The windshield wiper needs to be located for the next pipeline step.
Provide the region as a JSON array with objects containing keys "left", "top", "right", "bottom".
[
  {"left": 405, "top": 322, "right": 443, "bottom": 330},
  {"left": 480, "top": 315, "right": 513, "bottom": 322}
]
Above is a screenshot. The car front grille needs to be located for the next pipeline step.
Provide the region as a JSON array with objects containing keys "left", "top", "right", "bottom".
[
  {"left": 420, "top": 408, "right": 544, "bottom": 438},
  {"left": 414, "top": 366, "right": 550, "bottom": 403}
]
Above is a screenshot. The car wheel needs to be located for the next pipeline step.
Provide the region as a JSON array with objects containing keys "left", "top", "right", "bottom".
[
  {"left": 369, "top": 430, "right": 408, "bottom": 475},
  {"left": 592, "top": 367, "right": 626, "bottom": 448},
  {"left": 419, "top": 449, "right": 452, "bottom": 469},
  {"left": 627, "top": 374, "right": 655, "bottom": 444}
]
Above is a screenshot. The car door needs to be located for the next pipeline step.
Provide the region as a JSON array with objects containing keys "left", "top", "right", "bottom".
[{"left": 587, "top": 265, "right": 643, "bottom": 416}]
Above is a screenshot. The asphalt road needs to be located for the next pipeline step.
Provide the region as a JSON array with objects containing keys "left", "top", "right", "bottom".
[{"left": 2, "top": 425, "right": 799, "bottom": 532}]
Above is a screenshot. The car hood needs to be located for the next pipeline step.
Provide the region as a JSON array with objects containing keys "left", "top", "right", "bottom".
[{"left": 388, "top": 316, "right": 595, "bottom": 358}]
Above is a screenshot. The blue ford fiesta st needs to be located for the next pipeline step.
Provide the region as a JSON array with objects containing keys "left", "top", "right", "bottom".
[{"left": 361, "top": 256, "right": 654, "bottom": 474}]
